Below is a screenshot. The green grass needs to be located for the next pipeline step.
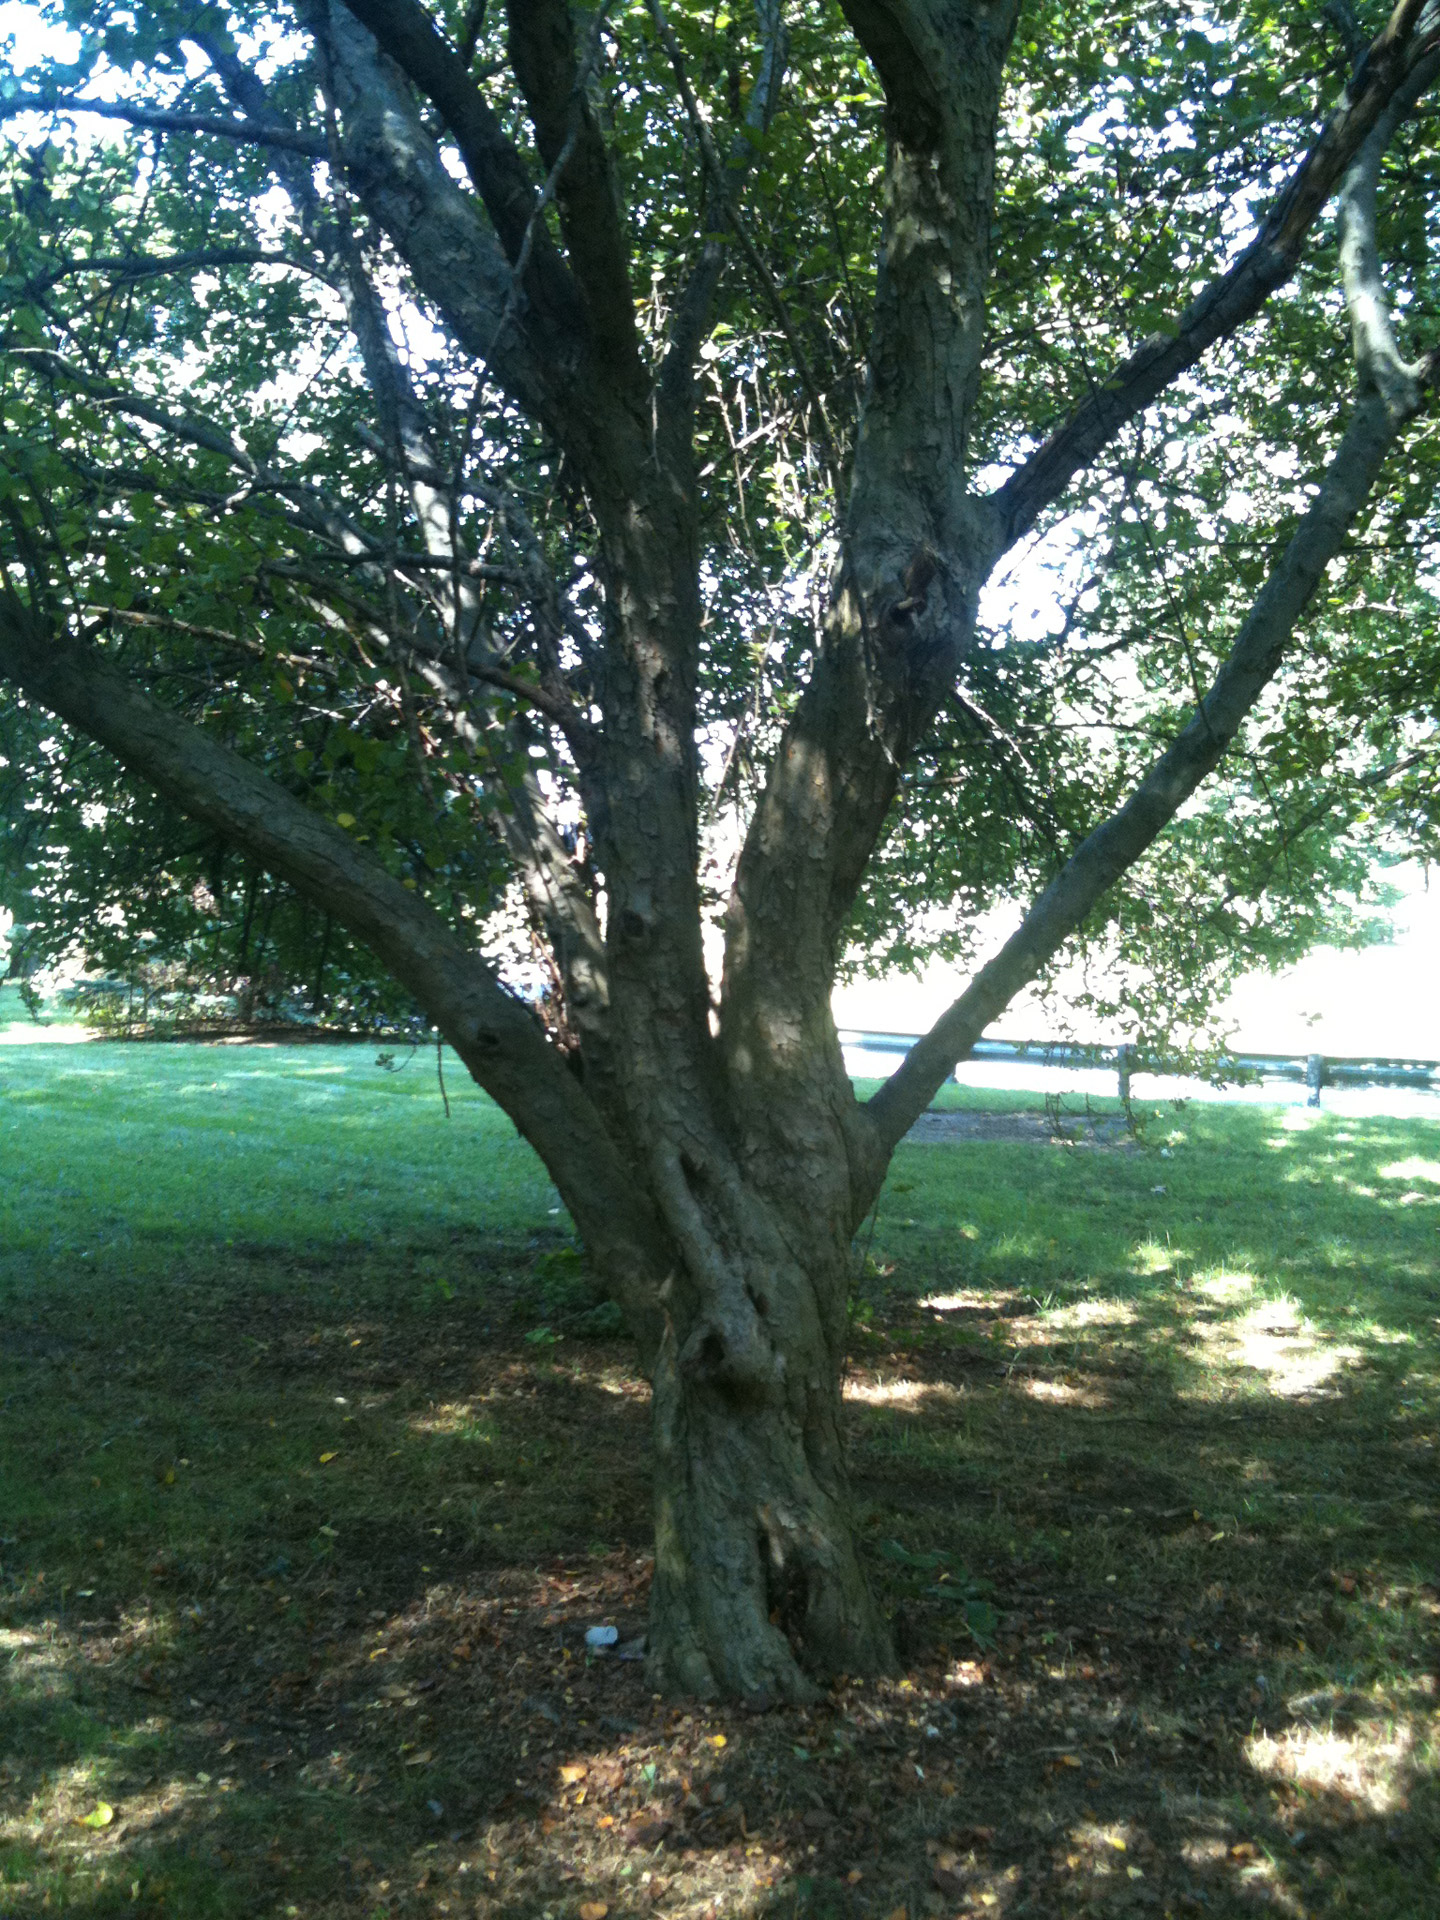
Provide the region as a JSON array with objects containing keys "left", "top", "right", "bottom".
[{"left": 1, "top": 1031, "right": 1437, "bottom": 1919}]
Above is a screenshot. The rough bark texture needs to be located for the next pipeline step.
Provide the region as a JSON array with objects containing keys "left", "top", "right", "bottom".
[{"left": 2, "top": 0, "right": 1437, "bottom": 1702}]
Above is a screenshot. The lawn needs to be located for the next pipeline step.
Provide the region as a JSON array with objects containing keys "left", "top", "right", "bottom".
[{"left": 0, "top": 1025, "right": 1436, "bottom": 1919}]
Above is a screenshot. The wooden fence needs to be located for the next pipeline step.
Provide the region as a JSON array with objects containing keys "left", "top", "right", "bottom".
[{"left": 837, "top": 1030, "right": 1440, "bottom": 1108}]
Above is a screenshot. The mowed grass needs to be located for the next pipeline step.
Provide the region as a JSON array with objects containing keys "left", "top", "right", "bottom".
[{"left": 0, "top": 1023, "right": 1436, "bottom": 1920}]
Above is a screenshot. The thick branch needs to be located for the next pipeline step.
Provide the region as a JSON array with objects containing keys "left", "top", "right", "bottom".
[
  {"left": 336, "top": 0, "right": 581, "bottom": 317},
  {"left": 990, "top": 0, "right": 1440, "bottom": 551},
  {"left": 718, "top": 0, "right": 1019, "bottom": 1139},
  {"left": 504, "top": 0, "right": 645, "bottom": 394},
  {"left": 838, "top": 0, "right": 946, "bottom": 148},
  {"left": 1337, "top": 51, "right": 1440, "bottom": 397},
  {"left": 0, "top": 598, "right": 666, "bottom": 1350},
  {"left": 865, "top": 366, "right": 1436, "bottom": 1171},
  {"left": 322, "top": 6, "right": 632, "bottom": 483}
]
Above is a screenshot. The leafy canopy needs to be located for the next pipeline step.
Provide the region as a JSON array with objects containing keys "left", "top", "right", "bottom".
[{"left": 0, "top": 0, "right": 1435, "bottom": 1046}]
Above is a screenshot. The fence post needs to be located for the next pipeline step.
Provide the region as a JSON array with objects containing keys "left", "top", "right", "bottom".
[
  {"left": 1306, "top": 1053, "right": 1325, "bottom": 1108},
  {"left": 1117, "top": 1044, "right": 1136, "bottom": 1104}
]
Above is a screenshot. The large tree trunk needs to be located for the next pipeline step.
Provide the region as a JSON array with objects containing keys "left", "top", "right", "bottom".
[{"left": 642, "top": 1203, "right": 894, "bottom": 1703}]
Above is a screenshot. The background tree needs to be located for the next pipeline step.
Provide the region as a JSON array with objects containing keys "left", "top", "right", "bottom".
[{"left": 1, "top": 0, "right": 1438, "bottom": 1702}]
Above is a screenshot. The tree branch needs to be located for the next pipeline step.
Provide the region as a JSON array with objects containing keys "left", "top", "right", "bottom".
[
  {"left": 23, "top": 246, "right": 336, "bottom": 296},
  {"left": 320, "top": 5, "right": 624, "bottom": 479},
  {"left": 989, "top": 0, "right": 1440, "bottom": 553},
  {"left": 334, "top": 0, "right": 602, "bottom": 369},
  {"left": 1336, "top": 49, "right": 1440, "bottom": 399},
  {"left": 865, "top": 363, "right": 1438, "bottom": 1172},
  {"left": 504, "top": 0, "right": 645, "bottom": 394},
  {"left": 0, "top": 85, "right": 327, "bottom": 155},
  {"left": 0, "top": 593, "right": 666, "bottom": 1351}
]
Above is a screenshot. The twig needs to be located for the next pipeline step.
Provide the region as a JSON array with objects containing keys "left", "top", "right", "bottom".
[
  {"left": 0, "top": 86, "right": 326, "bottom": 155},
  {"left": 646, "top": 0, "right": 841, "bottom": 498},
  {"left": 436, "top": 1031, "right": 451, "bottom": 1118}
]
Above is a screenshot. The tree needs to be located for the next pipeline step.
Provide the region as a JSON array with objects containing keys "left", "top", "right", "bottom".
[{"left": 1, "top": 0, "right": 1438, "bottom": 1702}]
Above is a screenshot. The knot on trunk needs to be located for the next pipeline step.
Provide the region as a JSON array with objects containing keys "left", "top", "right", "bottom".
[
  {"left": 677, "top": 1312, "right": 782, "bottom": 1405},
  {"left": 879, "top": 544, "right": 943, "bottom": 635}
]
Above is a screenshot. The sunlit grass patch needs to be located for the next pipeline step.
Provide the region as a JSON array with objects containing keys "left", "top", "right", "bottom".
[{"left": 1246, "top": 1677, "right": 1438, "bottom": 1816}]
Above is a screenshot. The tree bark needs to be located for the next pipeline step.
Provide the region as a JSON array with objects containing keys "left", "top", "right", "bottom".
[
  {"left": 650, "top": 1318, "right": 890, "bottom": 1704},
  {"left": 640, "top": 1173, "right": 893, "bottom": 1701}
]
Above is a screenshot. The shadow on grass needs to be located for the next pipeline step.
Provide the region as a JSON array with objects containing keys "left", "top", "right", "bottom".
[{"left": 0, "top": 1085, "right": 1436, "bottom": 1917}]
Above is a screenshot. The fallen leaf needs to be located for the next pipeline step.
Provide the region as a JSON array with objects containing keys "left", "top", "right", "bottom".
[
  {"left": 579, "top": 1904, "right": 609, "bottom": 1920},
  {"left": 1107, "top": 1836, "right": 1127, "bottom": 1851},
  {"left": 560, "top": 1762, "right": 589, "bottom": 1785},
  {"left": 884, "top": 1908, "right": 908, "bottom": 1920},
  {"left": 319, "top": 1451, "right": 338, "bottom": 1464},
  {"left": 1230, "top": 1841, "right": 1256, "bottom": 1860},
  {"left": 845, "top": 1869, "right": 864, "bottom": 1885},
  {"left": 624, "top": 1815, "right": 672, "bottom": 1848},
  {"left": 707, "top": 1733, "right": 727, "bottom": 1748},
  {"left": 78, "top": 1803, "right": 114, "bottom": 1829}
]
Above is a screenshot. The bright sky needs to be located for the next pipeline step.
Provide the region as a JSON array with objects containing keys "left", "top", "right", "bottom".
[{"left": 0, "top": 3, "right": 75, "bottom": 67}]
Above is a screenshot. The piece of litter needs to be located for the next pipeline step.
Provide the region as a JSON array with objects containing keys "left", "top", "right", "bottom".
[
  {"left": 1151, "top": 1184, "right": 1167, "bottom": 1194},
  {"left": 585, "top": 1625, "right": 619, "bottom": 1649}
]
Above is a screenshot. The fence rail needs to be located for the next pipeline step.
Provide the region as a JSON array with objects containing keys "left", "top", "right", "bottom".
[{"left": 837, "top": 1029, "right": 1440, "bottom": 1106}]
